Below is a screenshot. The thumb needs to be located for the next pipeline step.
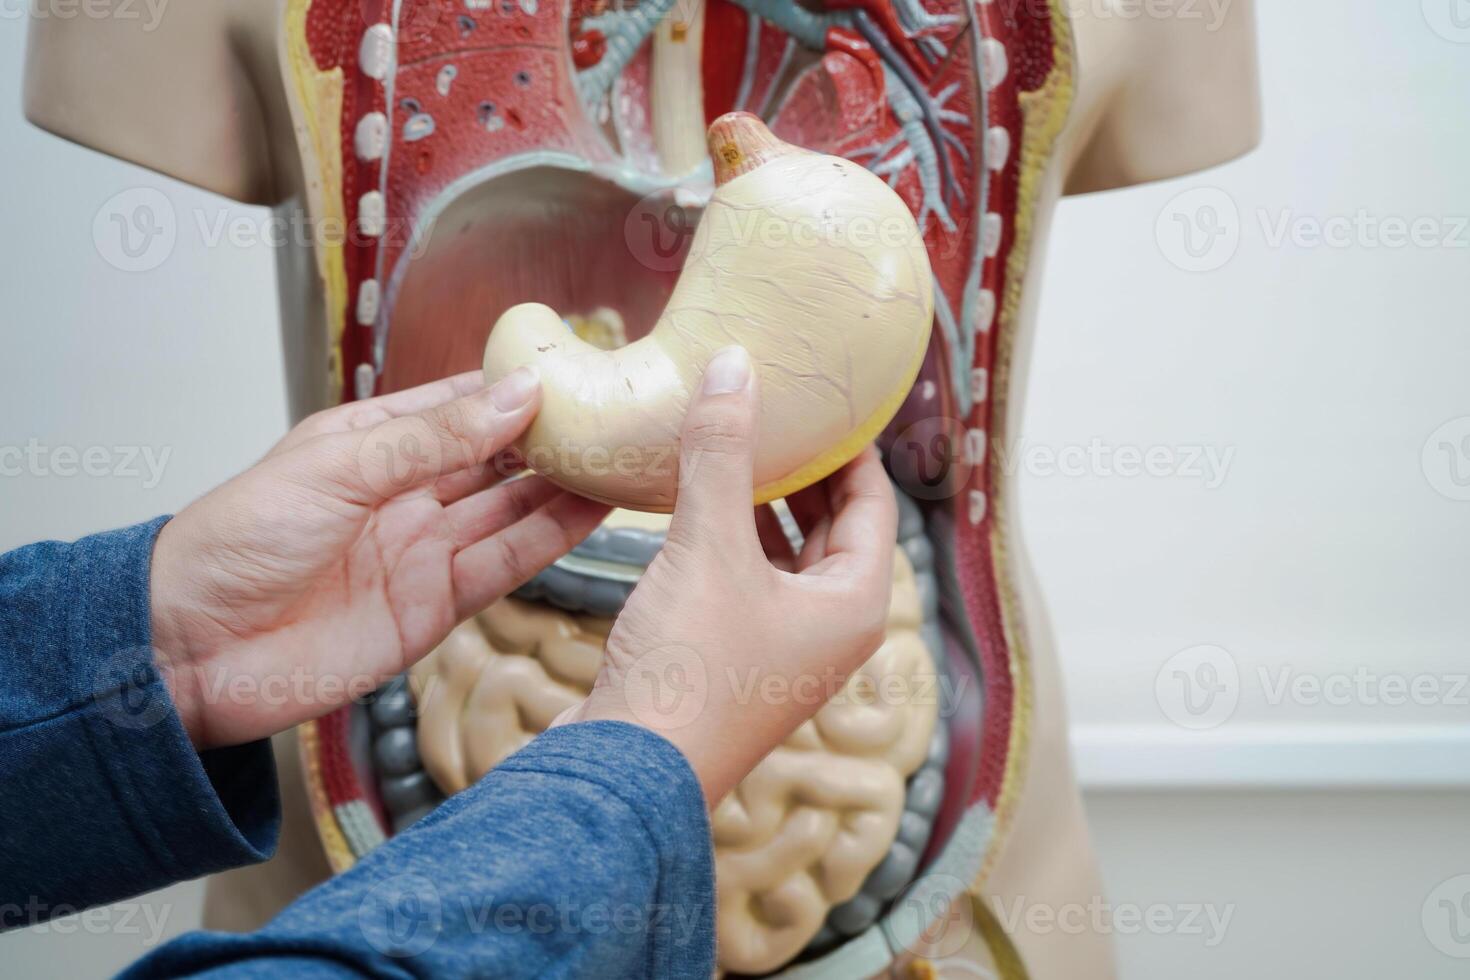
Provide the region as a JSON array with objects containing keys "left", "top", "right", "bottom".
[{"left": 669, "top": 346, "right": 759, "bottom": 549}]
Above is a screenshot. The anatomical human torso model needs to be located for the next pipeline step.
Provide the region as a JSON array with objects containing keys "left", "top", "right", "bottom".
[{"left": 26, "top": 1, "right": 1257, "bottom": 975}]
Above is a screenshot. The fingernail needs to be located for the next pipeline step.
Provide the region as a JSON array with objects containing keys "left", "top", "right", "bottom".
[
  {"left": 490, "top": 367, "right": 539, "bottom": 411},
  {"left": 702, "top": 346, "right": 750, "bottom": 395}
]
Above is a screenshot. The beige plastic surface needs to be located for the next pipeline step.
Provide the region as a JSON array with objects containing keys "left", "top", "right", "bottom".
[{"left": 410, "top": 547, "right": 939, "bottom": 975}]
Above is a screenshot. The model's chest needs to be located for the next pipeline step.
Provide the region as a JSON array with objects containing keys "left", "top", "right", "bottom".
[{"left": 281, "top": 0, "right": 1071, "bottom": 423}]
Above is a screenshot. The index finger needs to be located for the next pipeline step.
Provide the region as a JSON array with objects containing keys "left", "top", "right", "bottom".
[
  {"left": 821, "top": 447, "right": 898, "bottom": 558},
  {"left": 800, "top": 446, "right": 897, "bottom": 573},
  {"left": 307, "top": 369, "right": 541, "bottom": 506},
  {"left": 270, "top": 371, "right": 487, "bottom": 456}
]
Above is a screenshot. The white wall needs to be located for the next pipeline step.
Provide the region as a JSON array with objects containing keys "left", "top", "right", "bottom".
[
  {"left": 1029, "top": 0, "right": 1470, "bottom": 779},
  {"left": 1, "top": 1, "right": 1468, "bottom": 977}
]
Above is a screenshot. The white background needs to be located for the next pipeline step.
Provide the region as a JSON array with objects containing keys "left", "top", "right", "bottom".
[{"left": 2, "top": 1, "right": 1468, "bottom": 977}]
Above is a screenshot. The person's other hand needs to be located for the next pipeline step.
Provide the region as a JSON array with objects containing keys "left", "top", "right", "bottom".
[
  {"left": 555, "top": 347, "right": 899, "bottom": 803},
  {"left": 150, "top": 370, "right": 611, "bottom": 749}
]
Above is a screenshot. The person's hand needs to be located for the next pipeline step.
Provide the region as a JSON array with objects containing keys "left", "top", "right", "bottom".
[
  {"left": 149, "top": 370, "right": 611, "bottom": 749},
  {"left": 555, "top": 346, "right": 899, "bottom": 803}
]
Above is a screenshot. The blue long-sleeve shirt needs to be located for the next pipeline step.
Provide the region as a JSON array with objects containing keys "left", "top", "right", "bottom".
[{"left": 0, "top": 519, "right": 716, "bottom": 978}]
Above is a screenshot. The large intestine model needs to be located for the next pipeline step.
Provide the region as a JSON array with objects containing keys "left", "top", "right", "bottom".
[{"left": 286, "top": 0, "right": 1074, "bottom": 974}]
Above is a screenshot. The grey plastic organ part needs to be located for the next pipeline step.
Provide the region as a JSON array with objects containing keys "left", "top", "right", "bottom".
[
  {"left": 571, "top": 523, "right": 666, "bottom": 566},
  {"left": 897, "top": 810, "right": 932, "bottom": 850},
  {"left": 867, "top": 841, "right": 919, "bottom": 900},
  {"left": 907, "top": 767, "right": 945, "bottom": 819},
  {"left": 514, "top": 563, "right": 633, "bottom": 617},
  {"left": 369, "top": 674, "right": 415, "bottom": 727},
  {"left": 827, "top": 893, "right": 884, "bottom": 936},
  {"left": 373, "top": 727, "right": 421, "bottom": 777},
  {"left": 816, "top": 487, "right": 952, "bottom": 946},
  {"left": 380, "top": 769, "right": 438, "bottom": 813}
]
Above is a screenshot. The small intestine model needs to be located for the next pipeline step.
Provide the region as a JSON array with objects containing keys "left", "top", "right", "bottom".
[{"left": 483, "top": 112, "right": 934, "bottom": 511}]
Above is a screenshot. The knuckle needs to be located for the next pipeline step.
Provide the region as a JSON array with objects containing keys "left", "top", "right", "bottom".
[
  {"left": 428, "top": 403, "right": 472, "bottom": 445},
  {"left": 300, "top": 407, "right": 338, "bottom": 433},
  {"left": 684, "top": 411, "right": 750, "bottom": 459},
  {"left": 427, "top": 404, "right": 479, "bottom": 466},
  {"left": 494, "top": 535, "right": 535, "bottom": 586}
]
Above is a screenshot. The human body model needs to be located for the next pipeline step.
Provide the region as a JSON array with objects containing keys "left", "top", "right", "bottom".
[{"left": 26, "top": 2, "right": 1258, "bottom": 975}]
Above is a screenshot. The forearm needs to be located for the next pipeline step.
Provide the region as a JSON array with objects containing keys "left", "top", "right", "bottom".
[
  {"left": 0, "top": 520, "right": 279, "bottom": 923},
  {"left": 125, "top": 722, "right": 716, "bottom": 979}
]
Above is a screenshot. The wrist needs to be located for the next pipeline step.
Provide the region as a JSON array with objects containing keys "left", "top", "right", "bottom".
[
  {"left": 148, "top": 518, "right": 207, "bottom": 747},
  {"left": 568, "top": 692, "right": 756, "bottom": 806}
]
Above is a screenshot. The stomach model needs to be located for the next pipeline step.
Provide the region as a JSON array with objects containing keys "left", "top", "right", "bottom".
[{"left": 482, "top": 113, "right": 933, "bottom": 510}]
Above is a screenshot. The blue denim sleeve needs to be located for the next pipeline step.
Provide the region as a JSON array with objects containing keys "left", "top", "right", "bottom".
[
  {"left": 124, "top": 721, "right": 716, "bottom": 980},
  {"left": 0, "top": 518, "right": 279, "bottom": 927}
]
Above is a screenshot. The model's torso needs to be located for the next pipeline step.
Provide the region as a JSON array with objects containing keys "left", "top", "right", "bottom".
[{"left": 24, "top": 2, "right": 1257, "bottom": 975}]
